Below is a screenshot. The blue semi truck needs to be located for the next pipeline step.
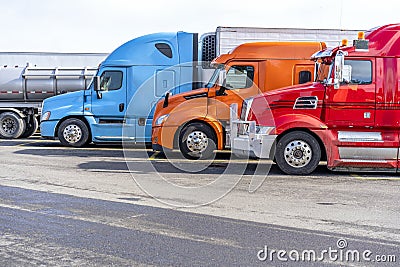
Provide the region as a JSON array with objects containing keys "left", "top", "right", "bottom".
[
  {"left": 40, "top": 27, "right": 361, "bottom": 147},
  {"left": 40, "top": 32, "right": 197, "bottom": 146}
]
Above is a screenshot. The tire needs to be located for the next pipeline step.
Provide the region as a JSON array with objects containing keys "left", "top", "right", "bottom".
[
  {"left": 20, "top": 116, "right": 39, "bottom": 138},
  {"left": 275, "top": 131, "right": 321, "bottom": 175},
  {"left": 179, "top": 122, "right": 217, "bottom": 160},
  {"left": 0, "top": 112, "right": 26, "bottom": 139},
  {"left": 57, "top": 118, "right": 90, "bottom": 147}
]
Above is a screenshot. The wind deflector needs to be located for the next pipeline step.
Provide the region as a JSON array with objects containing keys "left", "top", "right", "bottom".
[{"left": 155, "top": 43, "right": 173, "bottom": 58}]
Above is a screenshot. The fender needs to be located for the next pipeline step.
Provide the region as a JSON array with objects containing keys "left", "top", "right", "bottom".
[
  {"left": 274, "top": 113, "right": 332, "bottom": 159},
  {"left": 0, "top": 108, "right": 26, "bottom": 118},
  {"left": 202, "top": 116, "right": 225, "bottom": 149},
  {"left": 176, "top": 116, "right": 224, "bottom": 150},
  {"left": 275, "top": 114, "right": 327, "bottom": 133},
  {"left": 54, "top": 115, "right": 92, "bottom": 138}
]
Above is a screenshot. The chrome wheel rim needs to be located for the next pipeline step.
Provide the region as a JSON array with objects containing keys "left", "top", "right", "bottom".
[
  {"left": 284, "top": 139, "right": 312, "bottom": 168},
  {"left": 63, "top": 124, "right": 82, "bottom": 144},
  {"left": 1, "top": 118, "right": 17, "bottom": 135},
  {"left": 186, "top": 130, "right": 208, "bottom": 153}
]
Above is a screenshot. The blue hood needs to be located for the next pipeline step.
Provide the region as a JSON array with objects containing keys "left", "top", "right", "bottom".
[
  {"left": 42, "top": 90, "right": 85, "bottom": 120},
  {"left": 43, "top": 90, "right": 84, "bottom": 104}
]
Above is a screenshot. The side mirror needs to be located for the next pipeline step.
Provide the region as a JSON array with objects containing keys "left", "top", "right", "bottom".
[
  {"left": 218, "top": 69, "right": 226, "bottom": 87},
  {"left": 342, "top": 65, "right": 352, "bottom": 84},
  {"left": 93, "top": 76, "right": 102, "bottom": 99},
  {"left": 217, "top": 70, "right": 227, "bottom": 96},
  {"left": 93, "top": 76, "right": 101, "bottom": 91},
  {"left": 333, "top": 51, "right": 347, "bottom": 89}
]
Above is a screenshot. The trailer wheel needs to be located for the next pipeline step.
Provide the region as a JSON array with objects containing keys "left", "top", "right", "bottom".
[
  {"left": 20, "top": 116, "right": 39, "bottom": 138},
  {"left": 57, "top": 118, "right": 90, "bottom": 147},
  {"left": 179, "top": 122, "right": 216, "bottom": 160},
  {"left": 275, "top": 131, "right": 321, "bottom": 175},
  {"left": 0, "top": 112, "right": 26, "bottom": 139}
]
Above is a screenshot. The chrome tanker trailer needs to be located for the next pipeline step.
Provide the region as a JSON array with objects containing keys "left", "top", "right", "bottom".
[{"left": 0, "top": 52, "right": 107, "bottom": 139}]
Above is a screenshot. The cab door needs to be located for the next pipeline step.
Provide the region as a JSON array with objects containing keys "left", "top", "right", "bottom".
[
  {"left": 91, "top": 68, "right": 127, "bottom": 141},
  {"left": 325, "top": 59, "right": 375, "bottom": 127}
]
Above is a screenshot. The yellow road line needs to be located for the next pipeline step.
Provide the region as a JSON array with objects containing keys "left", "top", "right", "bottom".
[
  {"left": 148, "top": 151, "right": 160, "bottom": 160},
  {"left": 16, "top": 140, "right": 43, "bottom": 147},
  {"left": 351, "top": 174, "right": 400, "bottom": 181},
  {"left": 146, "top": 157, "right": 270, "bottom": 164}
]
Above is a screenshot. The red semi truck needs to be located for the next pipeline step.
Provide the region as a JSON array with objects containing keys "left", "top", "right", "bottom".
[{"left": 230, "top": 23, "right": 400, "bottom": 174}]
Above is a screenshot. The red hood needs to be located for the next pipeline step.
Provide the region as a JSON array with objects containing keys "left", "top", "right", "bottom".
[
  {"left": 254, "top": 82, "right": 325, "bottom": 101},
  {"left": 248, "top": 82, "right": 326, "bottom": 123}
]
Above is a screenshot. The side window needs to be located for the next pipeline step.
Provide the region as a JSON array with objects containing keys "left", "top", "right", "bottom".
[
  {"left": 344, "top": 60, "right": 372, "bottom": 84},
  {"left": 299, "top": 71, "right": 312, "bottom": 84},
  {"left": 155, "top": 43, "right": 173, "bottom": 58},
  {"left": 225, "top": 65, "right": 254, "bottom": 89},
  {"left": 100, "top": 71, "right": 123, "bottom": 91}
]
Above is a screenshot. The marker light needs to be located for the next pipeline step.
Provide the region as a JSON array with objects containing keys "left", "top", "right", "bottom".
[
  {"left": 358, "top": 31, "right": 365, "bottom": 40},
  {"left": 341, "top": 39, "right": 348, "bottom": 46}
]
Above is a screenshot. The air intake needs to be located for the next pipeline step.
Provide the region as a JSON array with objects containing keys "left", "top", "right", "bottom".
[{"left": 294, "top": 96, "right": 318, "bottom": 109}]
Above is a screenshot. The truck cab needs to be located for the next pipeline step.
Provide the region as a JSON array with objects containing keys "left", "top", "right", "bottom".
[
  {"left": 152, "top": 42, "right": 325, "bottom": 159},
  {"left": 231, "top": 24, "right": 400, "bottom": 174},
  {"left": 40, "top": 32, "right": 198, "bottom": 147}
]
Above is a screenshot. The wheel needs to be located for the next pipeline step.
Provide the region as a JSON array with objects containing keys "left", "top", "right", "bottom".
[
  {"left": 20, "top": 116, "right": 39, "bottom": 138},
  {"left": 57, "top": 118, "right": 90, "bottom": 147},
  {"left": 0, "top": 112, "right": 26, "bottom": 139},
  {"left": 275, "top": 131, "right": 321, "bottom": 175},
  {"left": 179, "top": 122, "right": 217, "bottom": 160}
]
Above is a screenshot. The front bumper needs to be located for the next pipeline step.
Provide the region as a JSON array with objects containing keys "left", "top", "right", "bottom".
[
  {"left": 229, "top": 103, "right": 277, "bottom": 158},
  {"left": 152, "top": 125, "right": 176, "bottom": 150},
  {"left": 40, "top": 120, "right": 58, "bottom": 138},
  {"left": 232, "top": 133, "right": 277, "bottom": 158}
]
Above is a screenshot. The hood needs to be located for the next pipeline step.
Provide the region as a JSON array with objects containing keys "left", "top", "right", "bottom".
[
  {"left": 43, "top": 90, "right": 84, "bottom": 104},
  {"left": 42, "top": 90, "right": 85, "bottom": 120},
  {"left": 254, "top": 82, "right": 325, "bottom": 103},
  {"left": 153, "top": 87, "right": 210, "bottom": 126},
  {"left": 248, "top": 82, "right": 326, "bottom": 123},
  {"left": 159, "top": 87, "right": 209, "bottom": 111},
  {"left": 169, "top": 87, "right": 209, "bottom": 101}
]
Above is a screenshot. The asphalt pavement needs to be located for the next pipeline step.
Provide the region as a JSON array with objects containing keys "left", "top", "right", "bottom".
[{"left": 0, "top": 137, "right": 399, "bottom": 266}]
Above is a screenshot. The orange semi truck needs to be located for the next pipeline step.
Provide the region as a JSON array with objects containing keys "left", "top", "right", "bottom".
[{"left": 152, "top": 41, "right": 326, "bottom": 159}]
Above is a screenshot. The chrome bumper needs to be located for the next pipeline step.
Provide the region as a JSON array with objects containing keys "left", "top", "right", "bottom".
[{"left": 230, "top": 103, "right": 277, "bottom": 159}]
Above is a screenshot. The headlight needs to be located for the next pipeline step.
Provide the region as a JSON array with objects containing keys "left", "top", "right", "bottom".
[
  {"left": 155, "top": 114, "right": 169, "bottom": 126},
  {"left": 255, "top": 126, "right": 275, "bottom": 135},
  {"left": 41, "top": 111, "right": 51, "bottom": 121}
]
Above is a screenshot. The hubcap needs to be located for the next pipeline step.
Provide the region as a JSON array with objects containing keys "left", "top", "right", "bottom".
[
  {"left": 284, "top": 139, "right": 312, "bottom": 168},
  {"left": 1, "top": 118, "right": 17, "bottom": 134},
  {"left": 63, "top": 124, "right": 82, "bottom": 144},
  {"left": 186, "top": 130, "right": 208, "bottom": 153}
]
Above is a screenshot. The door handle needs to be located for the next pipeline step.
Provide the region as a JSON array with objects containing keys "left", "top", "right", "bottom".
[{"left": 119, "top": 103, "right": 125, "bottom": 112}]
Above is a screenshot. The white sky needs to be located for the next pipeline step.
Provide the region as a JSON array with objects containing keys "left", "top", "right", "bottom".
[{"left": 0, "top": 0, "right": 399, "bottom": 53}]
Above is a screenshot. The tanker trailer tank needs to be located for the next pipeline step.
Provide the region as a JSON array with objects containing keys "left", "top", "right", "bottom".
[{"left": 0, "top": 66, "right": 97, "bottom": 138}]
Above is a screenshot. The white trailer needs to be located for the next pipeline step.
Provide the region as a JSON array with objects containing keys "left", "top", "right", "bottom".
[{"left": 198, "top": 26, "right": 363, "bottom": 80}]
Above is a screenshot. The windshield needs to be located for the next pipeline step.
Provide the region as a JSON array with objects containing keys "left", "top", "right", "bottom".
[
  {"left": 315, "top": 58, "right": 332, "bottom": 82},
  {"left": 206, "top": 64, "right": 224, "bottom": 88}
]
